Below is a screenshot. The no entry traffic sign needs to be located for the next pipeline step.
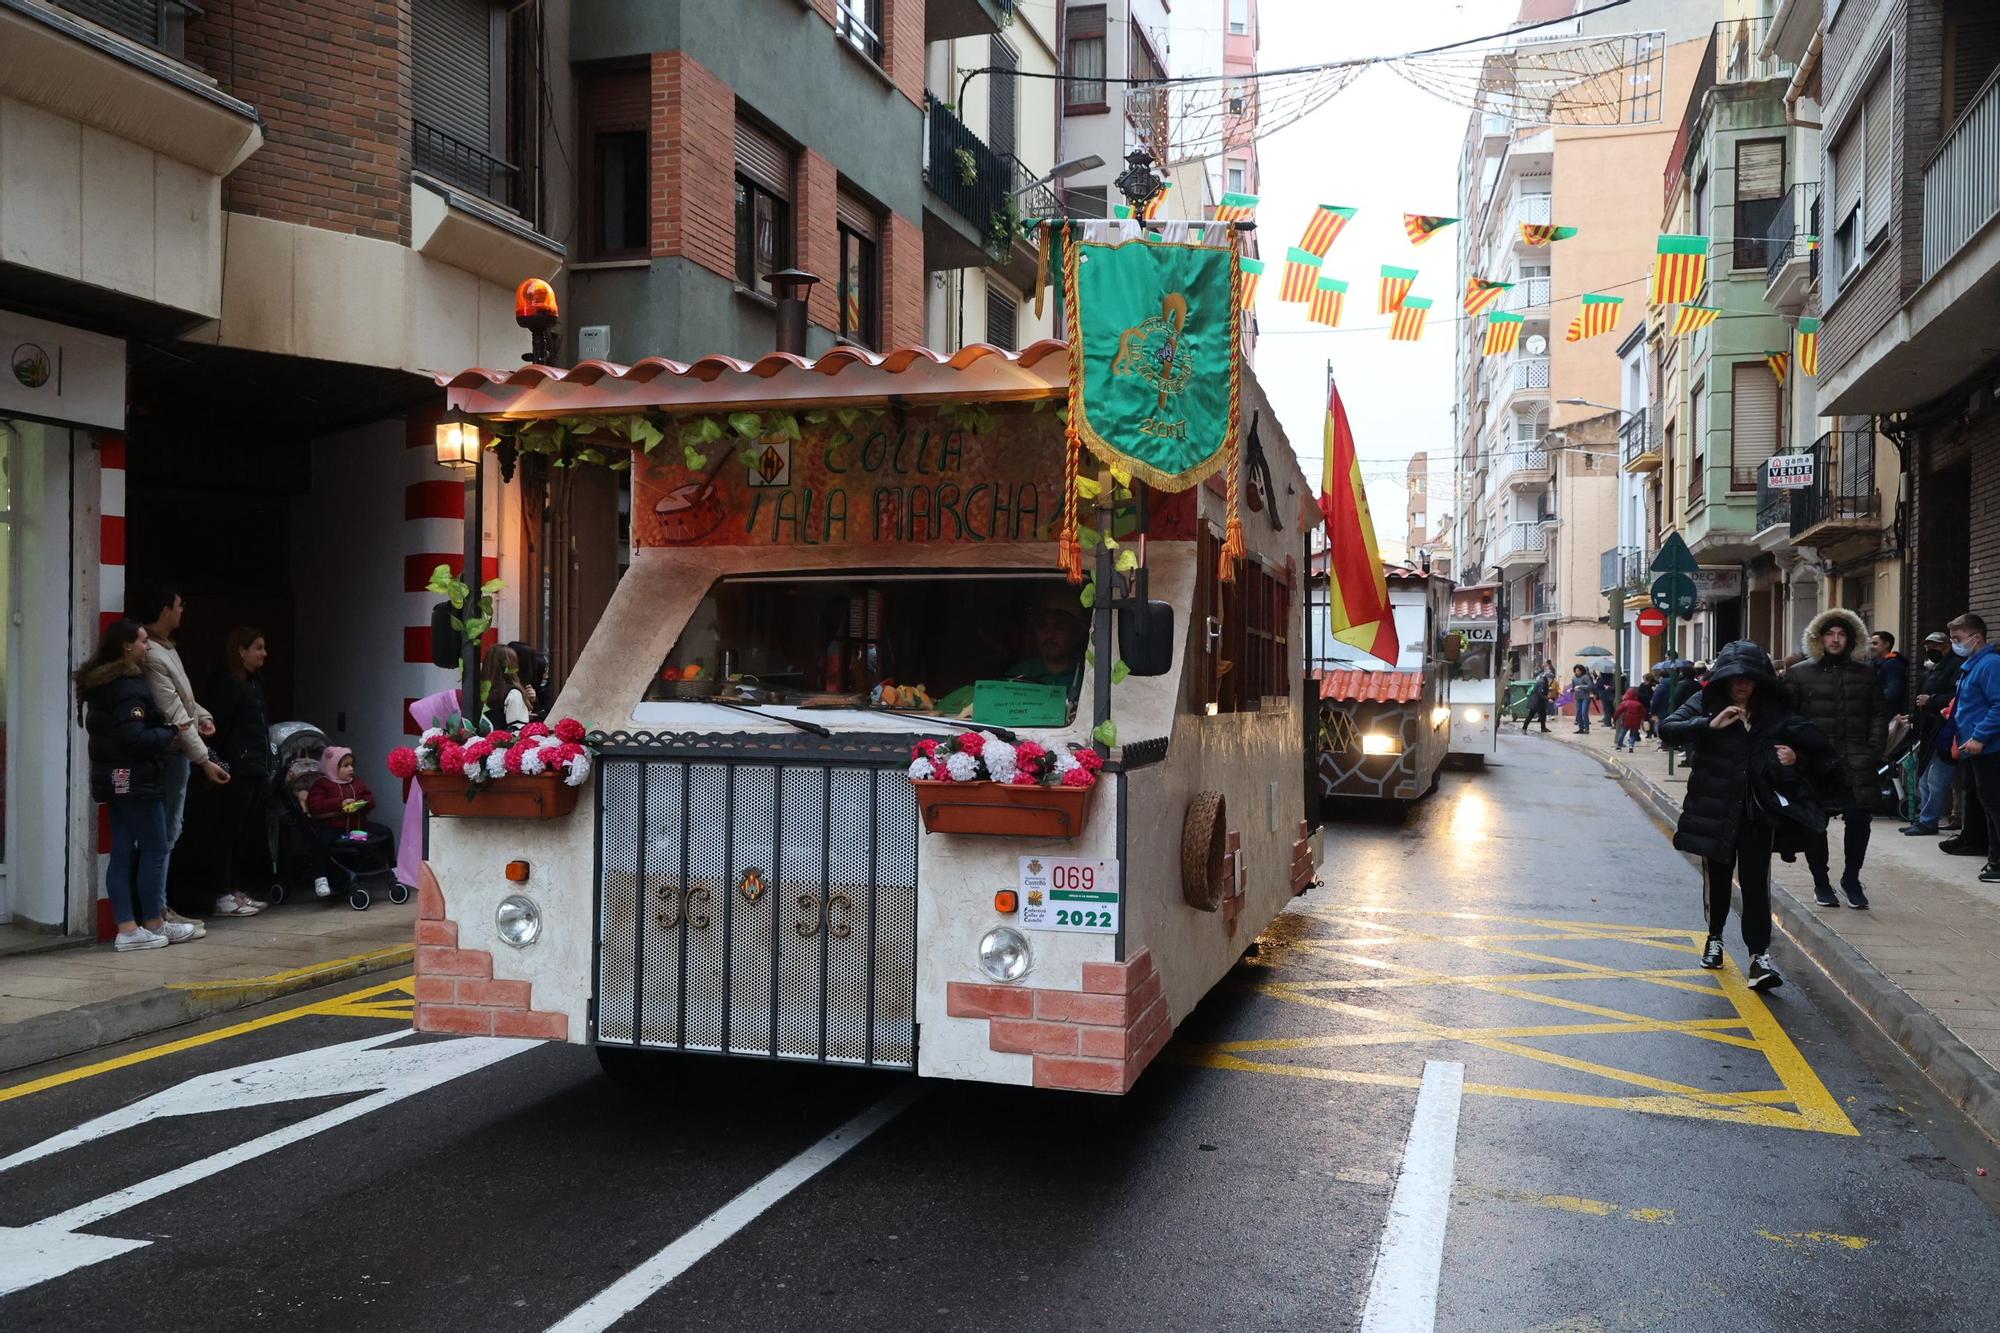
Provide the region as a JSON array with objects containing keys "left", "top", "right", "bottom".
[{"left": 1636, "top": 607, "right": 1667, "bottom": 637}]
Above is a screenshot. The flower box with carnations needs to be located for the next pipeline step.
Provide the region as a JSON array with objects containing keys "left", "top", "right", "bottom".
[
  {"left": 907, "top": 731, "right": 1102, "bottom": 838},
  {"left": 391, "top": 717, "right": 595, "bottom": 820}
]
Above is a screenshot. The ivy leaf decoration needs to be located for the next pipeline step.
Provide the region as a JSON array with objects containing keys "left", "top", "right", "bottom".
[
  {"left": 1115, "top": 549, "right": 1139, "bottom": 574},
  {"left": 1111, "top": 659, "right": 1131, "bottom": 684},
  {"left": 1091, "top": 720, "right": 1119, "bottom": 748},
  {"left": 694, "top": 417, "right": 724, "bottom": 445},
  {"left": 739, "top": 449, "right": 761, "bottom": 468},
  {"left": 683, "top": 445, "right": 709, "bottom": 471},
  {"left": 835, "top": 407, "right": 861, "bottom": 430},
  {"left": 1109, "top": 465, "right": 1132, "bottom": 487},
  {"left": 1075, "top": 476, "right": 1102, "bottom": 501},
  {"left": 804, "top": 410, "right": 829, "bottom": 426},
  {"left": 629, "top": 416, "right": 665, "bottom": 451},
  {"left": 1078, "top": 580, "right": 1097, "bottom": 609},
  {"left": 727, "top": 411, "right": 763, "bottom": 438},
  {"left": 1076, "top": 526, "right": 1101, "bottom": 550}
]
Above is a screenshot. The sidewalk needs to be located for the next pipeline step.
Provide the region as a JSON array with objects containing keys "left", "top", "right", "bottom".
[
  {"left": 1531, "top": 722, "right": 2000, "bottom": 1144},
  {"left": 0, "top": 900, "right": 414, "bottom": 1074}
]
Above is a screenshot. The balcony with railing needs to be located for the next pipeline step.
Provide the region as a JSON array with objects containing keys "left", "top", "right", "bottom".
[
  {"left": 1923, "top": 67, "right": 2000, "bottom": 282},
  {"left": 1792, "top": 428, "right": 1881, "bottom": 542},
  {"left": 1495, "top": 443, "right": 1551, "bottom": 490},
  {"left": 55, "top": 0, "right": 198, "bottom": 55},
  {"left": 1493, "top": 521, "right": 1549, "bottom": 570},
  {"left": 1496, "top": 355, "right": 1551, "bottom": 401},
  {"left": 924, "top": 92, "right": 1011, "bottom": 268},
  {"left": 926, "top": 0, "right": 1014, "bottom": 39},
  {"left": 1535, "top": 495, "right": 1559, "bottom": 527},
  {"left": 1666, "top": 18, "right": 1795, "bottom": 208},
  {"left": 1754, "top": 473, "right": 1801, "bottom": 542},
  {"left": 1763, "top": 183, "right": 1820, "bottom": 311},
  {"left": 1531, "top": 580, "right": 1557, "bottom": 619},
  {"left": 1620, "top": 409, "right": 1659, "bottom": 472},
  {"left": 413, "top": 119, "right": 532, "bottom": 217},
  {"left": 1515, "top": 193, "right": 1553, "bottom": 227},
  {"left": 1512, "top": 277, "right": 1552, "bottom": 310},
  {"left": 1599, "top": 546, "right": 1646, "bottom": 595}
]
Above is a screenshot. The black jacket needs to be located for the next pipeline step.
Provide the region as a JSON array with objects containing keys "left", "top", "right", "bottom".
[
  {"left": 1785, "top": 609, "right": 1887, "bottom": 798},
  {"left": 1659, "top": 641, "right": 1843, "bottom": 862},
  {"left": 1874, "top": 652, "right": 1909, "bottom": 714},
  {"left": 1914, "top": 651, "right": 1963, "bottom": 761},
  {"left": 81, "top": 666, "right": 179, "bottom": 803},
  {"left": 204, "top": 669, "right": 270, "bottom": 777}
]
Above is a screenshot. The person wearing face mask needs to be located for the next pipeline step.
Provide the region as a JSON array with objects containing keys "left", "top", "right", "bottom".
[
  {"left": 1902, "top": 630, "right": 1963, "bottom": 837},
  {"left": 1944, "top": 614, "right": 2000, "bottom": 882},
  {"left": 1785, "top": 608, "right": 1887, "bottom": 908},
  {"left": 1659, "top": 640, "right": 1842, "bottom": 989}
]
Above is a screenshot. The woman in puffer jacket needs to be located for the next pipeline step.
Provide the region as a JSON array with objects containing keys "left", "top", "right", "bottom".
[
  {"left": 1659, "top": 640, "right": 1843, "bottom": 991},
  {"left": 74, "top": 620, "right": 200, "bottom": 951}
]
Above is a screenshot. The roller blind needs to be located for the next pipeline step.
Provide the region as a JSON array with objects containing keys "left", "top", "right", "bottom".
[
  {"left": 1732, "top": 362, "right": 1780, "bottom": 480},
  {"left": 736, "top": 120, "right": 792, "bottom": 198},
  {"left": 1862, "top": 74, "right": 1892, "bottom": 240},
  {"left": 1950, "top": 15, "right": 2000, "bottom": 125},
  {"left": 1829, "top": 123, "right": 1861, "bottom": 225},
  {"left": 1736, "top": 140, "right": 1784, "bottom": 201},
  {"left": 836, "top": 185, "right": 878, "bottom": 238},
  {"left": 990, "top": 37, "right": 1018, "bottom": 159},
  {"left": 414, "top": 0, "right": 497, "bottom": 148}
]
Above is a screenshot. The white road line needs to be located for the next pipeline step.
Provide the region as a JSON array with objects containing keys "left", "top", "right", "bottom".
[
  {"left": 546, "top": 1084, "right": 923, "bottom": 1333},
  {"left": 1359, "top": 1059, "right": 1466, "bottom": 1333}
]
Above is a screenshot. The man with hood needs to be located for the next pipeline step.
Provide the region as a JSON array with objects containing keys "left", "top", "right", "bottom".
[
  {"left": 1786, "top": 608, "right": 1888, "bottom": 908},
  {"left": 1660, "top": 641, "right": 1842, "bottom": 990}
]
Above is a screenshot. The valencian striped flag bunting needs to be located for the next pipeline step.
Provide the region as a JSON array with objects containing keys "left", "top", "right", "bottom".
[
  {"left": 1668, "top": 304, "right": 1721, "bottom": 336},
  {"left": 1112, "top": 204, "right": 1133, "bottom": 219},
  {"left": 1520, "top": 223, "right": 1578, "bottom": 246},
  {"left": 1307, "top": 276, "right": 1348, "bottom": 327},
  {"left": 1389, "top": 295, "right": 1432, "bottom": 342},
  {"left": 1298, "top": 205, "right": 1358, "bottom": 257},
  {"left": 1766, "top": 351, "right": 1790, "bottom": 385},
  {"left": 1565, "top": 294, "right": 1623, "bottom": 343},
  {"left": 1140, "top": 181, "right": 1172, "bottom": 221},
  {"left": 1797, "top": 317, "right": 1819, "bottom": 375},
  {"left": 1463, "top": 276, "right": 1513, "bottom": 316},
  {"left": 1280, "top": 247, "right": 1323, "bottom": 301},
  {"left": 1379, "top": 265, "right": 1418, "bottom": 313},
  {"left": 1484, "top": 312, "right": 1525, "bottom": 356},
  {"left": 1403, "top": 214, "right": 1459, "bottom": 246},
  {"left": 1214, "top": 192, "right": 1259, "bottom": 223},
  {"left": 1652, "top": 234, "right": 1709, "bottom": 305},
  {"left": 1238, "top": 257, "right": 1264, "bottom": 309},
  {"left": 1321, "top": 380, "right": 1400, "bottom": 663}
]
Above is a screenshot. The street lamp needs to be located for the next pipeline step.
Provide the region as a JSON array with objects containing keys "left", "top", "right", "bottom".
[{"left": 1013, "top": 154, "right": 1104, "bottom": 199}]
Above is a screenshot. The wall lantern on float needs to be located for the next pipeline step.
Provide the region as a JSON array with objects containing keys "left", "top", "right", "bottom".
[{"left": 434, "top": 419, "right": 481, "bottom": 472}]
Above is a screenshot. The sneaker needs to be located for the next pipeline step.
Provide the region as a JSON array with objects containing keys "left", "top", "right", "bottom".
[
  {"left": 164, "top": 907, "right": 206, "bottom": 939},
  {"left": 1981, "top": 863, "right": 2000, "bottom": 883},
  {"left": 158, "top": 919, "right": 197, "bottom": 944},
  {"left": 1746, "top": 954, "right": 1784, "bottom": 991},
  {"left": 113, "top": 927, "right": 167, "bottom": 952},
  {"left": 1941, "top": 838, "right": 1989, "bottom": 857},
  {"left": 313, "top": 876, "right": 332, "bottom": 899},
  {"left": 1700, "top": 936, "right": 1724, "bottom": 970},
  {"left": 1902, "top": 824, "right": 1940, "bottom": 836},
  {"left": 214, "top": 894, "right": 260, "bottom": 917},
  {"left": 1842, "top": 882, "right": 1870, "bottom": 910},
  {"left": 1813, "top": 886, "right": 1841, "bottom": 908}
]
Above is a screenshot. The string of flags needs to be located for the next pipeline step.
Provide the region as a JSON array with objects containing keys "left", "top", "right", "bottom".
[{"left": 1180, "top": 197, "right": 1820, "bottom": 367}]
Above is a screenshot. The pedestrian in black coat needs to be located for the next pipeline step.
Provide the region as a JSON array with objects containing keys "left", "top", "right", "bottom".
[
  {"left": 1659, "top": 640, "right": 1843, "bottom": 990},
  {"left": 204, "top": 627, "right": 273, "bottom": 918},
  {"left": 1786, "top": 608, "right": 1887, "bottom": 907}
]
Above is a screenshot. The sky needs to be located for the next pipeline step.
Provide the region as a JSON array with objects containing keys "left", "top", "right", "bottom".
[{"left": 1250, "top": 0, "right": 1521, "bottom": 560}]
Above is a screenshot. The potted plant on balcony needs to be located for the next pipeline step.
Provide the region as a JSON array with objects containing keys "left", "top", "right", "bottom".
[
  {"left": 908, "top": 732, "right": 1101, "bottom": 838},
  {"left": 390, "top": 717, "right": 595, "bottom": 820}
]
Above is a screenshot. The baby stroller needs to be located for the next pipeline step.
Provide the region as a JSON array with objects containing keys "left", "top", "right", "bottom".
[{"left": 268, "top": 722, "right": 408, "bottom": 911}]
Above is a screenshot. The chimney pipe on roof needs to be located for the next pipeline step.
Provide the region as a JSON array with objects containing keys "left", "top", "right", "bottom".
[{"left": 766, "top": 269, "right": 820, "bottom": 357}]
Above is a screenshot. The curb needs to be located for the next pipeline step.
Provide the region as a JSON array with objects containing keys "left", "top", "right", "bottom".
[
  {"left": 1542, "top": 734, "right": 2000, "bottom": 1147},
  {"left": 0, "top": 943, "right": 414, "bottom": 1076}
]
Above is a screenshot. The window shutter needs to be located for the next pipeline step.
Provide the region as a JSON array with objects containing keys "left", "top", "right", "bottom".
[
  {"left": 1950, "top": 16, "right": 2000, "bottom": 125},
  {"left": 1069, "top": 4, "right": 1106, "bottom": 40},
  {"left": 1829, "top": 124, "right": 1862, "bottom": 224},
  {"left": 736, "top": 120, "right": 792, "bottom": 199},
  {"left": 986, "top": 286, "right": 1018, "bottom": 351},
  {"left": 1735, "top": 140, "right": 1784, "bottom": 201},
  {"left": 1731, "top": 363, "right": 1780, "bottom": 481},
  {"left": 835, "top": 186, "right": 878, "bottom": 239},
  {"left": 414, "top": 0, "right": 498, "bottom": 149},
  {"left": 1862, "top": 75, "right": 1892, "bottom": 239},
  {"left": 990, "top": 37, "right": 1018, "bottom": 160}
]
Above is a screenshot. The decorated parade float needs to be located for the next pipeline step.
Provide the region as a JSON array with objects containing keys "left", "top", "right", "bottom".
[{"left": 412, "top": 223, "right": 1321, "bottom": 1093}]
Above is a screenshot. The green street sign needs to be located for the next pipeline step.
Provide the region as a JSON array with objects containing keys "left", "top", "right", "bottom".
[
  {"left": 1651, "top": 572, "right": 1698, "bottom": 616},
  {"left": 1650, "top": 531, "right": 1698, "bottom": 577}
]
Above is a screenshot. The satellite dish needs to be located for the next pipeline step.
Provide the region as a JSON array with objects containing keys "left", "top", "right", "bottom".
[{"left": 1525, "top": 334, "right": 1547, "bottom": 354}]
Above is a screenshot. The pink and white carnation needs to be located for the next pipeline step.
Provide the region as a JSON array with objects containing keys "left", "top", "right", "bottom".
[
  {"left": 979, "top": 733, "right": 1018, "bottom": 784},
  {"left": 908, "top": 758, "right": 934, "bottom": 781},
  {"left": 484, "top": 749, "right": 510, "bottom": 779},
  {"left": 944, "top": 751, "right": 981, "bottom": 782},
  {"left": 518, "top": 743, "right": 548, "bottom": 776},
  {"left": 563, "top": 753, "right": 592, "bottom": 787}
]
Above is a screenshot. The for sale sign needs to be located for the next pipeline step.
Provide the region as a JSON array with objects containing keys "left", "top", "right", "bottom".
[{"left": 1765, "top": 453, "right": 1814, "bottom": 490}]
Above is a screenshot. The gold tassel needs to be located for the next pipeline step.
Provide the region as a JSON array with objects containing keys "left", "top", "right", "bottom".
[
  {"left": 1061, "top": 221, "right": 1086, "bottom": 584},
  {"left": 1033, "top": 222, "right": 1051, "bottom": 320},
  {"left": 1219, "top": 227, "right": 1247, "bottom": 584}
]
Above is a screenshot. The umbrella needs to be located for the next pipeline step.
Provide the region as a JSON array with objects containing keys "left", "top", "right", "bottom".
[{"left": 1573, "top": 645, "right": 1613, "bottom": 658}]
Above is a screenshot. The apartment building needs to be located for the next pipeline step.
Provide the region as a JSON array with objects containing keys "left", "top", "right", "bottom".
[
  {"left": 1802, "top": 0, "right": 1998, "bottom": 647},
  {"left": 1453, "top": 0, "right": 1710, "bottom": 677}
]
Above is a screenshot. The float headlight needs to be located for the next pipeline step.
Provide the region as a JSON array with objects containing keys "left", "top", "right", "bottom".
[
  {"left": 496, "top": 894, "right": 542, "bottom": 948},
  {"left": 977, "top": 926, "right": 1033, "bottom": 982},
  {"left": 1361, "top": 732, "right": 1404, "bottom": 756},
  {"left": 1462, "top": 707, "right": 1486, "bottom": 724}
]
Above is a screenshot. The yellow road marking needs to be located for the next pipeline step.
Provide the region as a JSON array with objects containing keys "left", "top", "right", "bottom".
[
  {"left": 0, "top": 978, "right": 414, "bottom": 1106},
  {"left": 165, "top": 944, "right": 413, "bottom": 993},
  {"left": 1458, "top": 1184, "right": 1676, "bottom": 1225},
  {"left": 1757, "top": 1229, "right": 1870, "bottom": 1251}
]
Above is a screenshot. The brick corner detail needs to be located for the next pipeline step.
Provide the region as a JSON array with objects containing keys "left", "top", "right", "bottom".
[
  {"left": 946, "top": 948, "right": 1171, "bottom": 1095},
  {"left": 412, "top": 861, "right": 568, "bottom": 1041}
]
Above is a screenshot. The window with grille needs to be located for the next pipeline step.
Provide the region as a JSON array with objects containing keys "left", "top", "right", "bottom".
[
  {"left": 836, "top": 0, "right": 883, "bottom": 64},
  {"left": 1065, "top": 6, "right": 1107, "bottom": 111},
  {"left": 1194, "top": 528, "right": 1290, "bottom": 714},
  {"left": 735, "top": 119, "right": 795, "bottom": 296},
  {"left": 985, "top": 285, "right": 1018, "bottom": 351}
]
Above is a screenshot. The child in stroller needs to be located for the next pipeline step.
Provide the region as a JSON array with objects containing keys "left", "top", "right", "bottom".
[{"left": 296, "top": 746, "right": 406, "bottom": 910}]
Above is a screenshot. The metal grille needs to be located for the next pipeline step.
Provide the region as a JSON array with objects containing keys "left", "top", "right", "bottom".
[{"left": 596, "top": 753, "right": 918, "bottom": 1069}]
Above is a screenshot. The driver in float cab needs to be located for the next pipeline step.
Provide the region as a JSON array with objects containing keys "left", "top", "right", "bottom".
[{"left": 1009, "top": 587, "right": 1088, "bottom": 695}]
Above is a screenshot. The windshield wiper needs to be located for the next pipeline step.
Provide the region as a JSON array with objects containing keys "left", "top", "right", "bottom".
[
  {"left": 704, "top": 699, "right": 831, "bottom": 738},
  {"left": 873, "top": 709, "right": 1017, "bottom": 743}
]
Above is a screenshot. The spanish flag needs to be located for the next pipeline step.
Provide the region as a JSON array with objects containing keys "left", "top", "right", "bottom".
[{"left": 1321, "top": 381, "right": 1399, "bottom": 664}]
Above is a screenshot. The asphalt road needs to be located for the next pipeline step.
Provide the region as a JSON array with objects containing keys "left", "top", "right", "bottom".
[{"left": 4, "top": 738, "right": 2000, "bottom": 1332}]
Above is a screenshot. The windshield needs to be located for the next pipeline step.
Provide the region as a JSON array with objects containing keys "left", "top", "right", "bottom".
[{"left": 646, "top": 572, "right": 1087, "bottom": 723}]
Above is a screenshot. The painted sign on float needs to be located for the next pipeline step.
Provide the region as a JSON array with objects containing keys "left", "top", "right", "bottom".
[{"left": 631, "top": 406, "right": 1061, "bottom": 548}]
